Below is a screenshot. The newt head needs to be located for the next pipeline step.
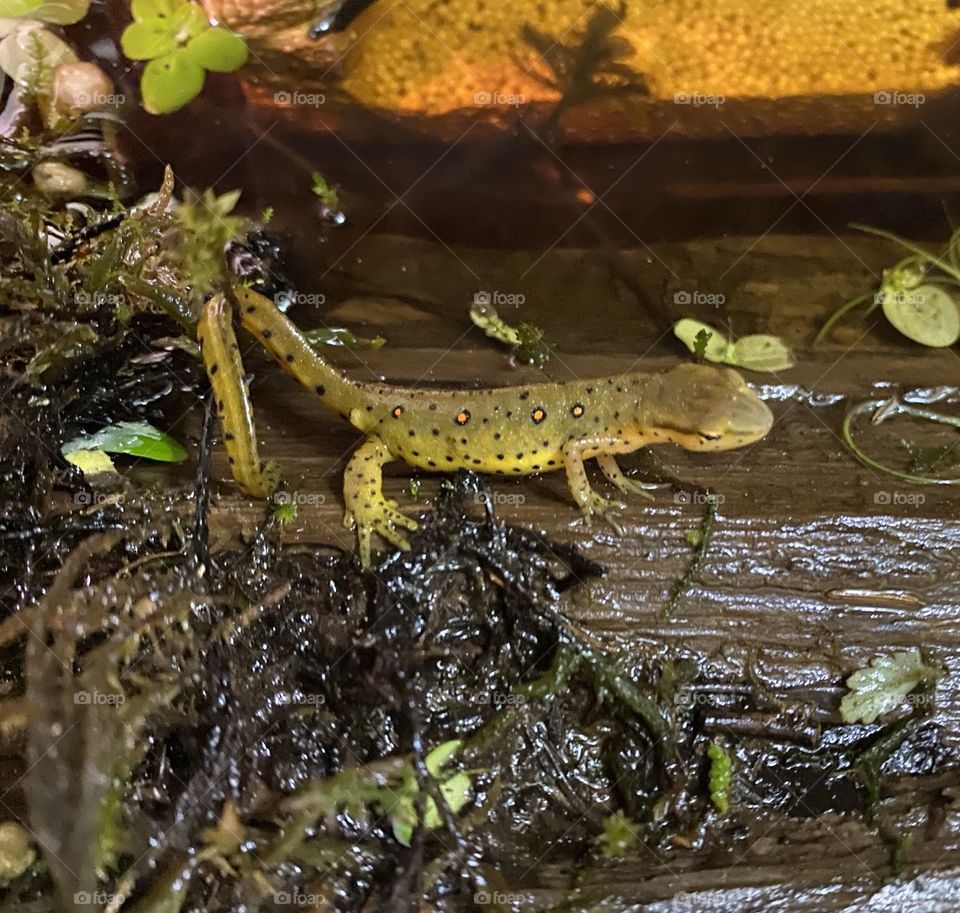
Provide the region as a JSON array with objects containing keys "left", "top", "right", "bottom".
[{"left": 646, "top": 363, "right": 773, "bottom": 451}]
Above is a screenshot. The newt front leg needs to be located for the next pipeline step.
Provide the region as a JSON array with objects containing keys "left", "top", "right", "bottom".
[
  {"left": 562, "top": 434, "right": 660, "bottom": 533},
  {"left": 342, "top": 434, "right": 418, "bottom": 568}
]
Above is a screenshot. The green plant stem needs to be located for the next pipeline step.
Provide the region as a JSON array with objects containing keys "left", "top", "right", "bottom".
[
  {"left": 842, "top": 398, "right": 960, "bottom": 485},
  {"left": 814, "top": 292, "right": 872, "bottom": 344},
  {"left": 850, "top": 223, "right": 960, "bottom": 284}
]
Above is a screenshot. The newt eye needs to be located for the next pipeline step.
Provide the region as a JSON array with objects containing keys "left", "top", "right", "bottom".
[
  {"left": 392, "top": 405, "right": 404, "bottom": 418},
  {"left": 701, "top": 431, "right": 721, "bottom": 441},
  {"left": 455, "top": 410, "right": 471, "bottom": 425}
]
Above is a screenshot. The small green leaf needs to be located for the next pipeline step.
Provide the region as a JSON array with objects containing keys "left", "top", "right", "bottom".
[
  {"left": 707, "top": 739, "right": 732, "bottom": 814},
  {"left": 140, "top": 50, "right": 205, "bottom": 114},
  {"left": 1, "top": 0, "right": 44, "bottom": 16},
  {"left": 183, "top": 25, "right": 247, "bottom": 72},
  {"left": 881, "top": 284, "right": 960, "bottom": 347},
  {"left": 673, "top": 319, "right": 732, "bottom": 363},
  {"left": 121, "top": 19, "right": 177, "bottom": 60},
  {"left": 62, "top": 421, "right": 188, "bottom": 462},
  {"left": 840, "top": 649, "right": 942, "bottom": 725},
  {"left": 310, "top": 172, "right": 340, "bottom": 210},
  {"left": 304, "top": 327, "right": 386, "bottom": 350},
  {"left": 730, "top": 334, "right": 795, "bottom": 372},
  {"left": 64, "top": 448, "right": 117, "bottom": 477},
  {"left": 424, "top": 739, "right": 461, "bottom": 777}
]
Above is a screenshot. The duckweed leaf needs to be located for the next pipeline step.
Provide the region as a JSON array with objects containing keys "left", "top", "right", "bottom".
[
  {"left": 62, "top": 421, "right": 188, "bottom": 462},
  {"left": 183, "top": 26, "right": 247, "bottom": 72},
  {"left": 840, "top": 649, "right": 942, "bottom": 725},
  {"left": 122, "top": 0, "right": 247, "bottom": 113},
  {"left": 140, "top": 51, "right": 204, "bottom": 114},
  {"left": 131, "top": 0, "right": 181, "bottom": 19},
  {"left": 881, "top": 284, "right": 960, "bottom": 347},
  {"left": 120, "top": 19, "right": 178, "bottom": 59}
]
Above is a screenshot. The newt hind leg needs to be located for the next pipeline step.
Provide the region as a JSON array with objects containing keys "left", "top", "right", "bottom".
[{"left": 343, "top": 435, "right": 418, "bottom": 568}]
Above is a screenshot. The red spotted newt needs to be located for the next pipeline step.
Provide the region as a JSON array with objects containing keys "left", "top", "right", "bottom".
[{"left": 198, "top": 287, "right": 774, "bottom": 567}]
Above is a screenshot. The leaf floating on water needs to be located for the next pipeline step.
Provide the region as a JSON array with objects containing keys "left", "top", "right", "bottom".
[
  {"left": 839, "top": 648, "right": 942, "bottom": 725},
  {"left": 62, "top": 421, "right": 188, "bottom": 463},
  {"left": 880, "top": 284, "right": 960, "bottom": 347},
  {"left": 304, "top": 327, "right": 385, "bottom": 350}
]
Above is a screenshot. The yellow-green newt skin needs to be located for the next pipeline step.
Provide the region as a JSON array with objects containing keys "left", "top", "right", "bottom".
[{"left": 200, "top": 288, "right": 774, "bottom": 567}]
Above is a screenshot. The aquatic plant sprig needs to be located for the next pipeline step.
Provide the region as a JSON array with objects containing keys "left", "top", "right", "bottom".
[
  {"left": 816, "top": 225, "right": 960, "bottom": 346},
  {"left": 841, "top": 396, "right": 960, "bottom": 485}
]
